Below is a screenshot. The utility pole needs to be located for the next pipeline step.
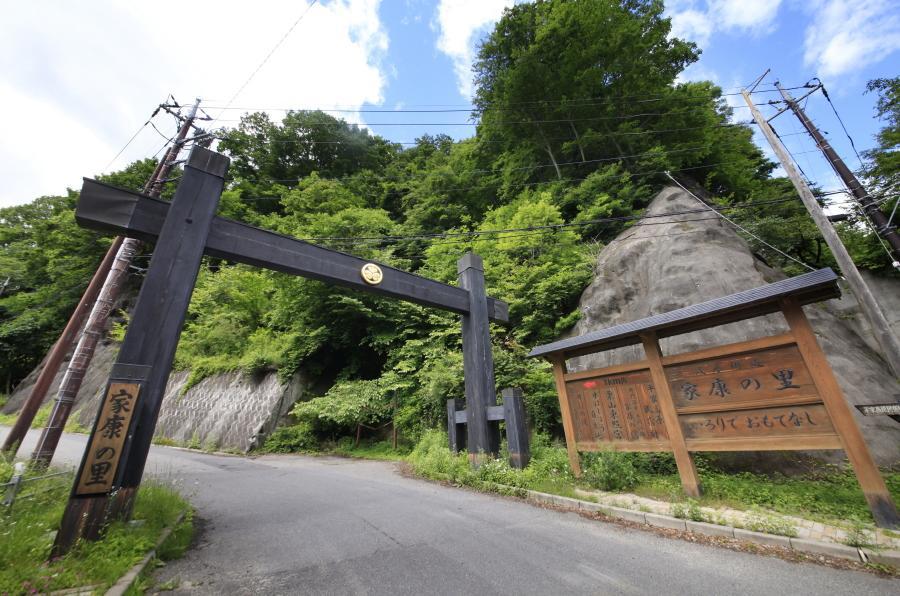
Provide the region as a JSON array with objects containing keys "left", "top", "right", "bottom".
[
  {"left": 0, "top": 243, "right": 120, "bottom": 456},
  {"left": 743, "top": 89, "right": 900, "bottom": 379},
  {"left": 776, "top": 82, "right": 900, "bottom": 266},
  {"left": 26, "top": 99, "right": 203, "bottom": 468}
]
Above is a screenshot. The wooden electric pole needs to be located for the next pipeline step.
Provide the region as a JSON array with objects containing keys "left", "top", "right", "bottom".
[
  {"left": 775, "top": 82, "right": 900, "bottom": 265},
  {"left": 0, "top": 242, "right": 121, "bottom": 456},
  {"left": 743, "top": 89, "right": 900, "bottom": 379},
  {"left": 25, "top": 99, "right": 203, "bottom": 468}
]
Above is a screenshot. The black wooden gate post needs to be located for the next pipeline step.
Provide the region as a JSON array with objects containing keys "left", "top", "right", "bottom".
[
  {"left": 53, "top": 147, "right": 229, "bottom": 554},
  {"left": 457, "top": 253, "right": 500, "bottom": 463},
  {"left": 501, "top": 388, "right": 530, "bottom": 469},
  {"left": 446, "top": 398, "right": 466, "bottom": 452}
]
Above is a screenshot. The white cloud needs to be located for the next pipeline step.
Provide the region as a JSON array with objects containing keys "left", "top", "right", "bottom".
[
  {"left": 434, "top": 0, "right": 515, "bottom": 98},
  {"left": 709, "top": 0, "right": 781, "bottom": 30},
  {"left": 676, "top": 63, "right": 720, "bottom": 85},
  {"left": 667, "top": 0, "right": 782, "bottom": 45},
  {"left": 670, "top": 9, "right": 715, "bottom": 47},
  {"left": 803, "top": 0, "right": 900, "bottom": 79},
  {"left": 0, "top": 0, "right": 389, "bottom": 207}
]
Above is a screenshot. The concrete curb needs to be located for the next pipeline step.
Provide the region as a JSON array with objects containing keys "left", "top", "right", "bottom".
[
  {"left": 519, "top": 488, "right": 894, "bottom": 567},
  {"left": 105, "top": 510, "right": 187, "bottom": 596}
]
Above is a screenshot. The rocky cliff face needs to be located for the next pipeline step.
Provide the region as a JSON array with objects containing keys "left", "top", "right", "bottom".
[
  {"left": 568, "top": 186, "right": 900, "bottom": 466},
  {"left": 4, "top": 339, "right": 307, "bottom": 453}
]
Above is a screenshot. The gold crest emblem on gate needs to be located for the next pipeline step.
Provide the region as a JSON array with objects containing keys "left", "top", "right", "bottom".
[{"left": 360, "top": 263, "right": 383, "bottom": 285}]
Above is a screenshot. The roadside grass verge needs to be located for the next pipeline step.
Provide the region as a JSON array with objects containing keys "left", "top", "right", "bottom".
[
  {"left": 0, "top": 458, "right": 192, "bottom": 594},
  {"left": 406, "top": 430, "right": 900, "bottom": 529},
  {"left": 0, "top": 402, "right": 53, "bottom": 429},
  {"left": 262, "top": 426, "right": 411, "bottom": 461}
]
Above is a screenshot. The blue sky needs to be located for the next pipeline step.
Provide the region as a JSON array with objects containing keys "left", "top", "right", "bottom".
[{"left": 0, "top": 0, "right": 897, "bottom": 207}]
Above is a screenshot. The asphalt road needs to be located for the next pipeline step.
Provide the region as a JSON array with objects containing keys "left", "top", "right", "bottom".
[{"left": 4, "top": 426, "right": 897, "bottom": 595}]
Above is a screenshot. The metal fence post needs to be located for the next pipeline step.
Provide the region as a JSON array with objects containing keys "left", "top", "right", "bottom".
[{"left": 2, "top": 462, "right": 27, "bottom": 507}]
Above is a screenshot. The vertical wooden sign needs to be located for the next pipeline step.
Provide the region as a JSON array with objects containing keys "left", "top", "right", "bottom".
[{"left": 75, "top": 382, "right": 141, "bottom": 495}]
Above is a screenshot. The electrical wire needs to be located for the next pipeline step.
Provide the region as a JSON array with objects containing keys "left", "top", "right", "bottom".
[
  {"left": 665, "top": 172, "right": 816, "bottom": 271},
  {"left": 819, "top": 82, "right": 865, "bottom": 169},
  {"left": 101, "top": 106, "right": 163, "bottom": 171},
  {"left": 211, "top": 116, "right": 755, "bottom": 129},
  {"left": 244, "top": 148, "right": 823, "bottom": 191},
  {"left": 201, "top": 84, "right": 807, "bottom": 113},
  {"left": 204, "top": 104, "right": 751, "bottom": 115},
  {"left": 215, "top": 128, "right": 813, "bottom": 147},
  {"left": 210, "top": 0, "right": 319, "bottom": 128}
]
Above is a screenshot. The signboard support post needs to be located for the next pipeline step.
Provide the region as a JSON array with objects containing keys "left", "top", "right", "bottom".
[
  {"left": 641, "top": 333, "right": 702, "bottom": 497},
  {"left": 781, "top": 298, "right": 900, "bottom": 528},
  {"left": 551, "top": 358, "right": 582, "bottom": 476}
]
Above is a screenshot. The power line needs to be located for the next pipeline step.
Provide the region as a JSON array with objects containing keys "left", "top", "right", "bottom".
[
  {"left": 205, "top": 104, "right": 752, "bottom": 115},
  {"left": 210, "top": 0, "right": 319, "bottom": 128},
  {"left": 817, "top": 81, "right": 865, "bottom": 169},
  {"left": 201, "top": 83, "right": 806, "bottom": 113},
  {"left": 102, "top": 105, "right": 165, "bottom": 171},
  {"left": 243, "top": 148, "right": 824, "bottom": 191},
  {"left": 293, "top": 199, "right": 802, "bottom": 244},
  {"left": 125, "top": 192, "right": 846, "bottom": 268},
  {"left": 665, "top": 172, "right": 816, "bottom": 271},
  {"left": 214, "top": 128, "right": 813, "bottom": 147},
  {"left": 212, "top": 115, "right": 756, "bottom": 129}
]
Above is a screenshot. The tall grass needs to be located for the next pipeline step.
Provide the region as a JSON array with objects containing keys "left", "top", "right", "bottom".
[{"left": 0, "top": 459, "right": 191, "bottom": 594}]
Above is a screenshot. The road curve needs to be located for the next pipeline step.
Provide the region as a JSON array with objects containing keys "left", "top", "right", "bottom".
[{"left": 3, "top": 426, "right": 896, "bottom": 595}]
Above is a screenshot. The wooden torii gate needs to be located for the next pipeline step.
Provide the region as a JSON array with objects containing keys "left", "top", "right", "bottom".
[{"left": 54, "top": 147, "right": 517, "bottom": 552}]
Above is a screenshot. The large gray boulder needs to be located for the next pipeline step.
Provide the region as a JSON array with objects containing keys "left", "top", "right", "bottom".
[{"left": 567, "top": 186, "right": 900, "bottom": 467}]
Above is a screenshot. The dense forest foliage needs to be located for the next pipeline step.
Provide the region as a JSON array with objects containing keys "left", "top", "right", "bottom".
[{"left": 1, "top": 0, "right": 897, "bottom": 445}]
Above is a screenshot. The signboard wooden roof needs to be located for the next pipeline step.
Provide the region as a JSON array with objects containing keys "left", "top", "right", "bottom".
[{"left": 529, "top": 268, "right": 840, "bottom": 359}]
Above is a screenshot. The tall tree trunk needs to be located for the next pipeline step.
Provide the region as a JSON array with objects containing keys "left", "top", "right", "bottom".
[
  {"left": 601, "top": 121, "right": 631, "bottom": 168},
  {"left": 535, "top": 122, "right": 562, "bottom": 180},
  {"left": 569, "top": 120, "right": 586, "bottom": 163}
]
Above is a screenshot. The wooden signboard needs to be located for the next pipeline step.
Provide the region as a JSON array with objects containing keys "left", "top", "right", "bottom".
[
  {"left": 563, "top": 337, "right": 843, "bottom": 454},
  {"left": 75, "top": 382, "right": 141, "bottom": 496},
  {"left": 531, "top": 269, "right": 900, "bottom": 529},
  {"left": 565, "top": 369, "right": 669, "bottom": 451}
]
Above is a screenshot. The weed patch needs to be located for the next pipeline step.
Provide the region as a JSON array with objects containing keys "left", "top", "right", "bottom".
[
  {"left": 404, "top": 431, "right": 900, "bottom": 529},
  {"left": 0, "top": 459, "right": 191, "bottom": 594}
]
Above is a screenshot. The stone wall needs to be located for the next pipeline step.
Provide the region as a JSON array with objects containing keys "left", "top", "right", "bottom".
[{"left": 3, "top": 339, "right": 308, "bottom": 453}]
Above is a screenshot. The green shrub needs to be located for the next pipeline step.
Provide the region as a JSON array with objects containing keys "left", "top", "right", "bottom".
[
  {"left": 408, "top": 429, "right": 474, "bottom": 484},
  {"left": 263, "top": 422, "right": 317, "bottom": 453},
  {"left": 525, "top": 434, "right": 574, "bottom": 482},
  {"left": 671, "top": 498, "right": 704, "bottom": 521},
  {"left": 630, "top": 452, "right": 677, "bottom": 475},
  {"left": 581, "top": 450, "right": 638, "bottom": 492}
]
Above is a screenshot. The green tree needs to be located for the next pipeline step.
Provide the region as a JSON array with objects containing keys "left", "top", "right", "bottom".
[
  {"left": 216, "top": 110, "right": 400, "bottom": 213},
  {"left": 0, "top": 194, "right": 109, "bottom": 389}
]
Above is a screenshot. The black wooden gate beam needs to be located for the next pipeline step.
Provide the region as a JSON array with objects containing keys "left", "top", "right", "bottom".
[{"left": 75, "top": 179, "right": 509, "bottom": 323}]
